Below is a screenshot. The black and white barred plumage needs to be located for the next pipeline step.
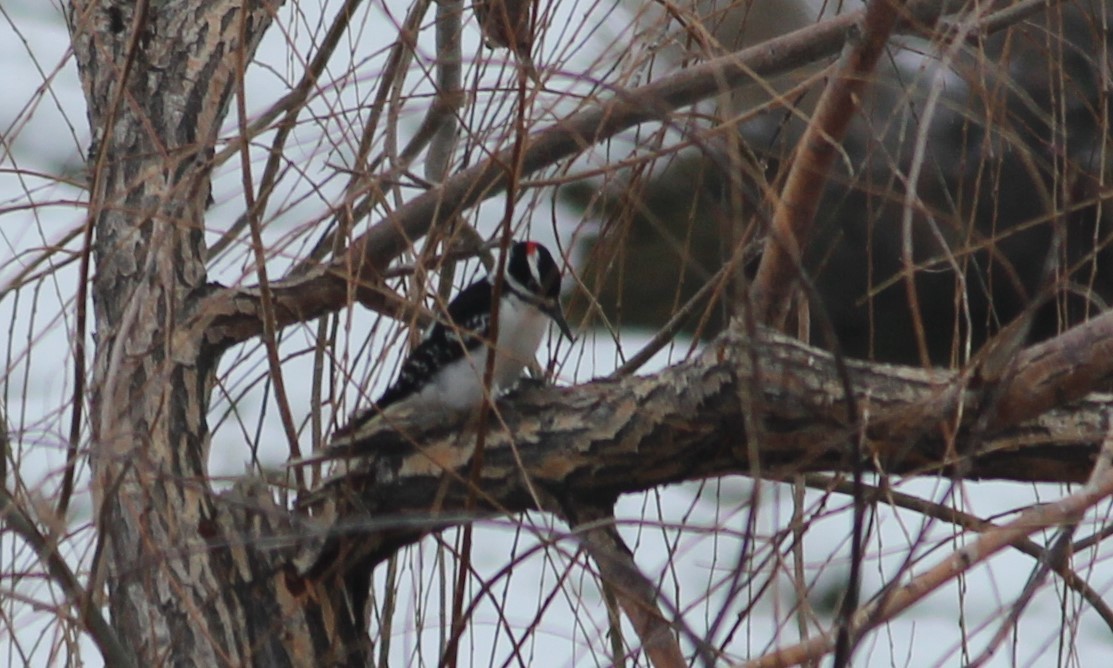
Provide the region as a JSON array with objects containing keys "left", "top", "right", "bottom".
[{"left": 368, "top": 240, "right": 572, "bottom": 418}]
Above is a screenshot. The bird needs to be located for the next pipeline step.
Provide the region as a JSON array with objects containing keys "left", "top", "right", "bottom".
[
  {"left": 352, "top": 239, "right": 573, "bottom": 428},
  {"left": 310, "top": 240, "right": 573, "bottom": 625}
]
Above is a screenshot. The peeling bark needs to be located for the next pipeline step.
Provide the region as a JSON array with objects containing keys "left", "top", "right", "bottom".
[{"left": 302, "top": 319, "right": 1113, "bottom": 597}]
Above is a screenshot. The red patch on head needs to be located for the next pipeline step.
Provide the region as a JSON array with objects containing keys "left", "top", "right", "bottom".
[{"left": 526, "top": 241, "right": 538, "bottom": 255}]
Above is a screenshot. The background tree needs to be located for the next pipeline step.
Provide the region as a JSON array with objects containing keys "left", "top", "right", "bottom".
[{"left": 3, "top": 0, "right": 1113, "bottom": 666}]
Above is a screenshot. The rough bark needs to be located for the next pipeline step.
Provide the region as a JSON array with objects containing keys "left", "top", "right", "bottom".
[
  {"left": 67, "top": 0, "right": 356, "bottom": 664},
  {"left": 301, "top": 317, "right": 1113, "bottom": 588}
]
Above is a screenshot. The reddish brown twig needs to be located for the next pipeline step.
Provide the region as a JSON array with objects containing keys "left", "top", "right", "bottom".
[
  {"left": 750, "top": 0, "right": 908, "bottom": 328},
  {"left": 744, "top": 460, "right": 1113, "bottom": 668},
  {"left": 564, "top": 503, "right": 696, "bottom": 668}
]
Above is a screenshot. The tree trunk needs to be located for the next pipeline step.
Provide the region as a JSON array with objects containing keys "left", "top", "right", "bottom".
[{"left": 68, "top": 0, "right": 358, "bottom": 664}]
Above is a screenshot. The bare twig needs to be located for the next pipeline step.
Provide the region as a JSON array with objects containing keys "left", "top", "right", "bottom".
[
  {"left": 304, "top": 0, "right": 432, "bottom": 484},
  {"left": 749, "top": 0, "right": 907, "bottom": 328},
  {"left": 791, "top": 477, "right": 817, "bottom": 667},
  {"left": 802, "top": 473, "right": 1113, "bottom": 634},
  {"left": 0, "top": 415, "right": 134, "bottom": 668},
  {"left": 251, "top": 0, "right": 433, "bottom": 279},
  {"left": 964, "top": 413, "right": 1113, "bottom": 667},
  {"left": 742, "top": 464, "right": 1113, "bottom": 668},
  {"left": 940, "top": 0, "right": 1055, "bottom": 39},
  {"left": 234, "top": 6, "right": 305, "bottom": 491},
  {"left": 206, "top": 0, "right": 367, "bottom": 262},
  {"left": 562, "top": 503, "right": 695, "bottom": 668},
  {"left": 193, "top": 0, "right": 987, "bottom": 352}
]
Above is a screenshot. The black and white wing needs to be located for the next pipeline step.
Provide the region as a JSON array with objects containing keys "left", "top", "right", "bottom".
[{"left": 375, "top": 277, "right": 493, "bottom": 409}]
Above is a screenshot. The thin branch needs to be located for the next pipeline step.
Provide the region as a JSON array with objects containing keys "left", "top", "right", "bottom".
[
  {"left": 940, "top": 0, "right": 1055, "bottom": 39},
  {"left": 191, "top": 0, "right": 982, "bottom": 352},
  {"left": 433, "top": 7, "right": 470, "bottom": 666},
  {"left": 0, "top": 415, "right": 134, "bottom": 668},
  {"left": 790, "top": 478, "right": 817, "bottom": 667},
  {"left": 425, "top": 0, "right": 463, "bottom": 185},
  {"left": 608, "top": 259, "right": 734, "bottom": 380},
  {"left": 965, "top": 412, "right": 1113, "bottom": 667},
  {"left": 802, "top": 474, "right": 1113, "bottom": 635},
  {"left": 234, "top": 6, "right": 305, "bottom": 491},
  {"left": 206, "top": 0, "right": 367, "bottom": 261},
  {"left": 749, "top": 0, "right": 908, "bottom": 328},
  {"left": 562, "top": 503, "right": 694, "bottom": 668},
  {"left": 287, "top": 0, "right": 433, "bottom": 277},
  {"left": 742, "top": 461, "right": 1113, "bottom": 668}
]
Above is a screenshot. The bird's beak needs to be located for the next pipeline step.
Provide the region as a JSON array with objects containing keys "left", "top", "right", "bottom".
[{"left": 543, "top": 301, "right": 575, "bottom": 341}]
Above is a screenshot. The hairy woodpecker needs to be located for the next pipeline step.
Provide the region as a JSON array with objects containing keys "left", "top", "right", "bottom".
[
  {"left": 321, "top": 241, "right": 572, "bottom": 624},
  {"left": 372, "top": 239, "right": 572, "bottom": 418}
]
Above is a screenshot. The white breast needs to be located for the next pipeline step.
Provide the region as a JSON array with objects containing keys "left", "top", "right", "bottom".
[
  {"left": 411, "top": 295, "right": 547, "bottom": 411},
  {"left": 490, "top": 293, "right": 547, "bottom": 389}
]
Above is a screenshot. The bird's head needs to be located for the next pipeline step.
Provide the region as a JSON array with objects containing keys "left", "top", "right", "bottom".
[{"left": 505, "top": 240, "right": 574, "bottom": 340}]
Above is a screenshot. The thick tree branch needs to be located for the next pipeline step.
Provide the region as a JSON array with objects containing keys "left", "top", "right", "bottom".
[
  {"left": 303, "top": 312, "right": 1113, "bottom": 581},
  {"left": 68, "top": 0, "right": 344, "bottom": 663}
]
